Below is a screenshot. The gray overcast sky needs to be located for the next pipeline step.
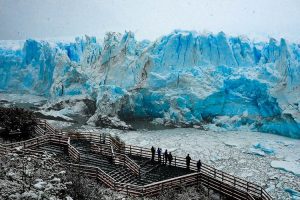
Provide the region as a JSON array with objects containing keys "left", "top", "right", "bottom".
[{"left": 0, "top": 0, "right": 300, "bottom": 42}]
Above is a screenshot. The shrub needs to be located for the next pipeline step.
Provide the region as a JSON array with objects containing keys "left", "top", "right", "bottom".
[{"left": 0, "top": 107, "right": 37, "bottom": 140}]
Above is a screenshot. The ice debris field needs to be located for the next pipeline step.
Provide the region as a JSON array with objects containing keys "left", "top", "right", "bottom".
[{"left": 1, "top": 30, "right": 300, "bottom": 138}]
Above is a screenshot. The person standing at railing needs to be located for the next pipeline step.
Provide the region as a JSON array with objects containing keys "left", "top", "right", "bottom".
[
  {"left": 163, "top": 149, "right": 168, "bottom": 165},
  {"left": 197, "top": 159, "right": 202, "bottom": 172},
  {"left": 157, "top": 148, "right": 162, "bottom": 163},
  {"left": 168, "top": 152, "right": 173, "bottom": 166},
  {"left": 151, "top": 146, "right": 156, "bottom": 162},
  {"left": 186, "top": 154, "right": 191, "bottom": 170}
]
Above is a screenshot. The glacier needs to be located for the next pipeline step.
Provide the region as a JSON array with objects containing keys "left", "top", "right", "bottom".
[{"left": 1, "top": 30, "right": 300, "bottom": 138}]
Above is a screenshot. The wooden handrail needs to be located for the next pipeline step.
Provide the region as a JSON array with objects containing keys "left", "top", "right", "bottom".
[
  {"left": 124, "top": 154, "right": 140, "bottom": 175},
  {"left": 0, "top": 121, "right": 273, "bottom": 200},
  {"left": 111, "top": 144, "right": 115, "bottom": 161},
  {"left": 123, "top": 144, "right": 272, "bottom": 200},
  {"left": 114, "top": 153, "right": 141, "bottom": 176}
]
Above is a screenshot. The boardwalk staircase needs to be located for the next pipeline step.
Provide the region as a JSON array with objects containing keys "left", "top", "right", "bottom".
[{"left": 0, "top": 119, "right": 273, "bottom": 200}]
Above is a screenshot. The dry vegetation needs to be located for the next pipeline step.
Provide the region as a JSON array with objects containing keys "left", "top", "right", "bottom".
[{"left": 0, "top": 107, "right": 37, "bottom": 142}]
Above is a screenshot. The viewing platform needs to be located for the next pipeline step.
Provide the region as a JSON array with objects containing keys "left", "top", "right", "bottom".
[{"left": 0, "top": 120, "right": 273, "bottom": 200}]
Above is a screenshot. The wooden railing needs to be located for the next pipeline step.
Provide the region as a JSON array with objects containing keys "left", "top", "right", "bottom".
[
  {"left": 34, "top": 125, "right": 46, "bottom": 135},
  {"left": 114, "top": 182, "right": 143, "bottom": 196},
  {"left": 0, "top": 120, "right": 273, "bottom": 200},
  {"left": 90, "top": 142, "right": 113, "bottom": 157},
  {"left": 0, "top": 135, "right": 68, "bottom": 167},
  {"left": 122, "top": 144, "right": 272, "bottom": 200},
  {"left": 109, "top": 135, "right": 125, "bottom": 153},
  {"left": 41, "top": 123, "right": 273, "bottom": 199},
  {"left": 36, "top": 120, "right": 57, "bottom": 134},
  {"left": 66, "top": 162, "right": 144, "bottom": 196},
  {"left": 51, "top": 132, "right": 265, "bottom": 199},
  {"left": 1, "top": 134, "right": 68, "bottom": 150},
  {"left": 63, "top": 131, "right": 141, "bottom": 176},
  {"left": 114, "top": 153, "right": 141, "bottom": 176},
  {"left": 67, "top": 137, "right": 80, "bottom": 162},
  {"left": 124, "top": 154, "right": 140, "bottom": 176},
  {"left": 0, "top": 145, "right": 10, "bottom": 156}
]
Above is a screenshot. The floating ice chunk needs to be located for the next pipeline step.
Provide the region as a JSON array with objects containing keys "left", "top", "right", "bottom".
[
  {"left": 248, "top": 147, "right": 266, "bottom": 156},
  {"left": 271, "top": 160, "right": 300, "bottom": 176},
  {"left": 265, "top": 184, "right": 276, "bottom": 193},
  {"left": 285, "top": 188, "right": 300, "bottom": 200},
  {"left": 253, "top": 143, "right": 275, "bottom": 155},
  {"left": 223, "top": 140, "right": 239, "bottom": 147},
  {"left": 210, "top": 154, "right": 222, "bottom": 162},
  {"left": 240, "top": 171, "right": 253, "bottom": 178}
]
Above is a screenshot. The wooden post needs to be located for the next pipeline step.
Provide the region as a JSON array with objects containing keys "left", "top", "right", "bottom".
[
  {"left": 222, "top": 172, "right": 224, "bottom": 182},
  {"left": 234, "top": 177, "right": 236, "bottom": 187},
  {"left": 175, "top": 157, "right": 177, "bottom": 166}
]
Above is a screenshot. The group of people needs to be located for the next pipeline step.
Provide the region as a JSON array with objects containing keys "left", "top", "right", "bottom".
[
  {"left": 151, "top": 146, "right": 173, "bottom": 165},
  {"left": 151, "top": 146, "right": 202, "bottom": 172}
]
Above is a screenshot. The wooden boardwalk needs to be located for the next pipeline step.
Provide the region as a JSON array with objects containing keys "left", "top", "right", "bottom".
[{"left": 0, "top": 120, "right": 273, "bottom": 200}]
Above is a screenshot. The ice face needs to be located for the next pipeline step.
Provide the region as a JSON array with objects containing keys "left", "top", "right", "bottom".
[{"left": 1, "top": 31, "right": 300, "bottom": 138}]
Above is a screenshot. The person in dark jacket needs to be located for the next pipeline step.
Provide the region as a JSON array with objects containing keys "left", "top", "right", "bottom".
[
  {"left": 197, "top": 159, "right": 202, "bottom": 172},
  {"left": 168, "top": 152, "right": 173, "bottom": 166},
  {"left": 163, "top": 149, "right": 168, "bottom": 165},
  {"left": 157, "top": 148, "right": 162, "bottom": 163},
  {"left": 186, "top": 154, "right": 191, "bottom": 170},
  {"left": 151, "top": 146, "right": 156, "bottom": 162}
]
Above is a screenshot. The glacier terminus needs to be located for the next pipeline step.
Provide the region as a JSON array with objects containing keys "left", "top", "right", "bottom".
[{"left": 1, "top": 30, "right": 300, "bottom": 138}]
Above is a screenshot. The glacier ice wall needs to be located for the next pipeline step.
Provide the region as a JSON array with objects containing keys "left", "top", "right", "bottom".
[{"left": 1, "top": 31, "right": 300, "bottom": 138}]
